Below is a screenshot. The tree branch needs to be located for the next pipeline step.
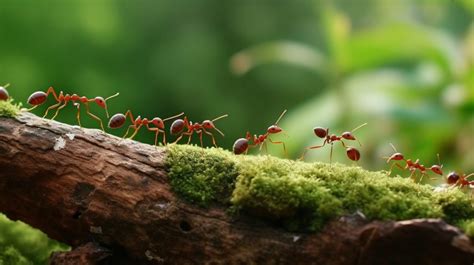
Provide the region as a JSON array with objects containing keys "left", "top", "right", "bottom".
[{"left": 0, "top": 113, "right": 473, "bottom": 265}]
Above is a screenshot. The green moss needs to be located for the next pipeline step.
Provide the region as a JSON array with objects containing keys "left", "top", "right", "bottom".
[
  {"left": 458, "top": 219, "right": 474, "bottom": 237},
  {"left": 166, "top": 144, "right": 239, "bottom": 206},
  {"left": 165, "top": 144, "right": 474, "bottom": 232},
  {"left": 0, "top": 99, "right": 21, "bottom": 118}
]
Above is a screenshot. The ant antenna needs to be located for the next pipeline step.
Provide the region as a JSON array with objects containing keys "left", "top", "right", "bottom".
[
  {"left": 214, "top": 127, "right": 225, "bottom": 137},
  {"left": 3, "top": 83, "right": 10, "bottom": 88},
  {"left": 103, "top": 92, "right": 120, "bottom": 118},
  {"left": 466, "top": 173, "right": 474, "bottom": 180},
  {"left": 437, "top": 153, "right": 442, "bottom": 167},
  {"left": 351, "top": 122, "right": 368, "bottom": 132},
  {"left": 212, "top": 114, "right": 229, "bottom": 122},
  {"left": 389, "top": 143, "right": 397, "bottom": 152},
  {"left": 105, "top": 92, "right": 120, "bottom": 101},
  {"left": 163, "top": 112, "right": 184, "bottom": 121},
  {"left": 274, "top": 109, "right": 287, "bottom": 125}
]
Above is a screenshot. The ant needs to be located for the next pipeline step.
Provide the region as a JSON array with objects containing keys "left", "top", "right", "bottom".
[
  {"left": 0, "top": 84, "right": 10, "bottom": 101},
  {"left": 446, "top": 172, "right": 474, "bottom": 188},
  {"left": 300, "top": 123, "right": 367, "bottom": 163},
  {"left": 170, "top": 114, "right": 229, "bottom": 147},
  {"left": 27, "top": 86, "right": 119, "bottom": 131},
  {"left": 385, "top": 143, "right": 443, "bottom": 182},
  {"left": 108, "top": 110, "right": 184, "bottom": 146},
  {"left": 233, "top": 109, "right": 287, "bottom": 156}
]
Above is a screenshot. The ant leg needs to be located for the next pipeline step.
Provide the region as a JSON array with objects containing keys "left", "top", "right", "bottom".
[
  {"left": 198, "top": 130, "right": 204, "bottom": 147},
  {"left": 145, "top": 124, "right": 161, "bottom": 147},
  {"left": 162, "top": 130, "right": 167, "bottom": 145},
  {"left": 299, "top": 142, "right": 327, "bottom": 160},
  {"left": 123, "top": 125, "right": 137, "bottom": 139},
  {"left": 388, "top": 162, "right": 404, "bottom": 175},
  {"left": 330, "top": 143, "right": 334, "bottom": 164},
  {"left": 203, "top": 129, "right": 218, "bottom": 147},
  {"left": 418, "top": 172, "right": 427, "bottom": 183},
  {"left": 26, "top": 105, "right": 39, "bottom": 112},
  {"left": 74, "top": 103, "right": 82, "bottom": 127},
  {"left": 85, "top": 103, "right": 105, "bottom": 131},
  {"left": 46, "top": 86, "right": 60, "bottom": 101},
  {"left": 51, "top": 101, "right": 68, "bottom": 120},
  {"left": 187, "top": 131, "right": 194, "bottom": 145},
  {"left": 43, "top": 101, "right": 62, "bottom": 118},
  {"left": 268, "top": 138, "right": 287, "bottom": 157},
  {"left": 128, "top": 124, "right": 143, "bottom": 140},
  {"left": 173, "top": 131, "right": 193, "bottom": 144}
]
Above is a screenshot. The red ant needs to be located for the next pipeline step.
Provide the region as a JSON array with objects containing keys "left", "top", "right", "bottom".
[
  {"left": 108, "top": 110, "right": 184, "bottom": 146},
  {"left": 0, "top": 84, "right": 10, "bottom": 101},
  {"left": 300, "top": 123, "right": 367, "bottom": 163},
  {"left": 385, "top": 143, "right": 443, "bottom": 181},
  {"left": 170, "top": 114, "right": 229, "bottom": 147},
  {"left": 233, "top": 109, "right": 287, "bottom": 156},
  {"left": 27, "top": 86, "right": 119, "bottom": 131},
  {"left": 446, "top": 172, "right": 474, "bottom": 188}
]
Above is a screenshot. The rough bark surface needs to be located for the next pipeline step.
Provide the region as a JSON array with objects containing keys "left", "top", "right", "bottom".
[{"left": 0, "top": 113, "right": 473, "bottom": 265}]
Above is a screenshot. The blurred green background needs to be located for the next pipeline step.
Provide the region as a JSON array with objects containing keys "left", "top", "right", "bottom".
[{"left": 0, "top": 0, "right": 473, "bottom": 263}]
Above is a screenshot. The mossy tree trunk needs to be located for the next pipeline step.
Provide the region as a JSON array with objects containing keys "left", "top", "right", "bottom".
[{"left": 0, "top": 113, "right": 473, "bottom": 265}]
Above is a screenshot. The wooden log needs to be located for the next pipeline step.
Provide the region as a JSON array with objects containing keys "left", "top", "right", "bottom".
[{"left": 0, "top": 112, "right": 473, "bottom": 265}]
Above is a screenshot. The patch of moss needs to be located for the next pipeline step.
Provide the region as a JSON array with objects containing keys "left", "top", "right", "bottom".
[
  {"left": 0, "top": 99, "right": 21, "bottom": 118},
  {"left": 166, "top": 144, "right": 239, "bottom": 207},
  {"left": 458, "top": 219, "right": 474, "bottom": 237},
  {"left": 165, "top": 144, "right": 474, "bottom": 232}
]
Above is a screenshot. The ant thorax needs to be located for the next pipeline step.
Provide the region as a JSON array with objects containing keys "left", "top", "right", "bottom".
[{"left": 329, "top": 134, "right": 339, "bottom": 142}]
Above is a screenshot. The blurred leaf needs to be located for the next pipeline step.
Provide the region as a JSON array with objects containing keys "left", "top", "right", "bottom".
[
  {"left": 343, "top": 24, "right": 460, "bottom": 76},
  {"left": 230, "top": 41, "right": 327, "bottom": 75},
  {"left": 319, "top": 3, "right": 351, "bottom": 69}
]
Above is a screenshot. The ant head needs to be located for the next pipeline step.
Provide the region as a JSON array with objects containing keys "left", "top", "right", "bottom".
[
  {"left": 94, "top": 93, "right": 120, "bottom": 118},
  {"left": 108, "top": 113, "right": 126, "bottom": 129},
  {"left": 430, "top": 165, "right": 443, "bottom": 175},
  {"left": 267, "top": 125, "right": 282, "bottom": 134},
  {"left": 152, "top": 118, "right": 165, "bottom": 129},
  {"left": 313, "top": 127, "right": 328, "bottom": 138},
  {"left": 447, "top": 172, "right": 460, "bottom": 185},
  {"left": 341, "top": 131, "right": 356, "bottom": 140},
  {"left": 170, "top": 119, "right": 185, "bottom": 135},
  {"left": 346, "top": 147, "right": 361, "bottom": 161},
  {"left": 202, "top": 120, "right": 215, "bottom": 129},
  {"left": 387, "top": 153, "right": 404, "bottom": 163},
  {"left": 94, "top": 97, "right": 106, "bottom": 108}
]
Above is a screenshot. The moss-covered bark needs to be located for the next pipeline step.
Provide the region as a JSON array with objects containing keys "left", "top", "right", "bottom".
[{"left": 166, "top": 144, "right": 474, "bottom": 233}]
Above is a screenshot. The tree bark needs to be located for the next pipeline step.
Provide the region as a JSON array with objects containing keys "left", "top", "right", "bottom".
[{"left": 0, "top": 113, "right": 473, "bottom": 265}]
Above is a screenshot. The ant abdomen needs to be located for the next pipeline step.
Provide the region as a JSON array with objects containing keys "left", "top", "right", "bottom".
[
  {"left": 170, "top": 119, "right": 185, "bottom": 135},
  {"left": 0, "top": 86, "right": 9, "bottom": 101},
  {"left": 447, "top": 172, "right": 460, "bottom": 185},
  {"left": 346, "top": 147, "right": 361, "bottom": 161},
  {"left": 28, "top": 91, "right": 48, "bottom": 105},
  {"left": 313, "top": 127, "right": 327, "bottom": 138},
  {"left": 108, "top": 113, "right": 127, "bottom": 129},
  {"left": 233, "top": 138, "right": 249, "bottom": 155}
]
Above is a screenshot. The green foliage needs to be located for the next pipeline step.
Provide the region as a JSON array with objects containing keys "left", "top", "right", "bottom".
[
  {"left": 0, "top": 99, "right": 21, "bottom": 118},
  {"left": 0, "top": 214, "right": 68, "bottom": 265},
  {"left": 166, "top": 145, "right": 473, "bottom": 231}
]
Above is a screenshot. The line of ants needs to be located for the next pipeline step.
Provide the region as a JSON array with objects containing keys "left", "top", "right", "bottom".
[{"left": 0, "top": 84, "right": 472, "bottom": 192}]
